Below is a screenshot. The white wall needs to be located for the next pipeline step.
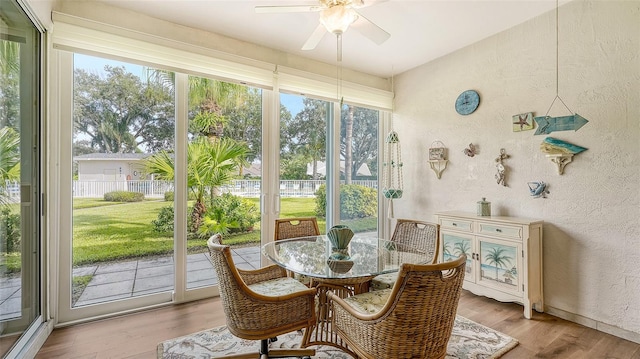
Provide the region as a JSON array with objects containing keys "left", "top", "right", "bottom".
[{"left": 394, "top": 0, "right": 639, "bottom": 340}]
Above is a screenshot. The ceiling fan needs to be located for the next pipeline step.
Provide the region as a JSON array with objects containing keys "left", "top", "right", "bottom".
[{"left": 255, "top": 0, "right": 390, "bottom": 60}]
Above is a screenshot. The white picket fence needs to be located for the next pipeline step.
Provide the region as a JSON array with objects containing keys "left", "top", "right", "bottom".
[{"left": 2, "top": 180, "right": 377, "bottom": 201}]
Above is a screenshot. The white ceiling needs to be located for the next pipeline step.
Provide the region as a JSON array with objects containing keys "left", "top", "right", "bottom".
[{"left": 72, "top": 0, "right": 563, "bottom": 78}]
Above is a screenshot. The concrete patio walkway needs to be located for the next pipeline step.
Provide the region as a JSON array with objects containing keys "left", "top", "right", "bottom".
[
  {"left": 73, "top": 245, "right": 261, "bottom": 307},
  {"left": 0, "top": 245, "right": 261, "bottom": 318}
]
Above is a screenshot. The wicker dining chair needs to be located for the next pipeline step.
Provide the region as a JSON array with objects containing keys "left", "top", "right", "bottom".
[
  {"left": 274, "top": 217, "right": 320, "bottom": 285},
  {"left": 274, "top": 217, "right": 321, "bottom": 241},
  {"left": 327, "top": 255, "right": 467, "bottom": 359},
  {"left": 370, "top": 219, "right": 440, "bottom": 290},
  {"left": 207, "top": 234, "right": 317, "bottom": 358}
]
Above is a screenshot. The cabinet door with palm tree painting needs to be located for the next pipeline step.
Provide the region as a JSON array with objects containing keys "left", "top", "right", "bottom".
[
  {"left": 477, "top": 236, "right": 522, "bottom": 295},
  {"left": 442, "top": 232, "right": 474, "bottom": 284}
]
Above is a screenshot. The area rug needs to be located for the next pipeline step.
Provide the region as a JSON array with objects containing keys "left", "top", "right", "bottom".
[{"left": 158, "top": 315, "right": 518, "bottom": 359}]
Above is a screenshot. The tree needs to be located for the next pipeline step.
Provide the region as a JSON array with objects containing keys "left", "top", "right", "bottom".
[
  {"left": 283, "top": 98, "right": 327, "bottom": 180},
  {"left": 280, "top": 153, "right": 312, "bottom": 180},
  {"left": 340, "top": 105, "right": 379, "bottom": 180},
  {"left": 188, "top": 77, "right": 248, "bottom": 144},
  {"left": 143, "top": 137, "right": 249, "bottom": 232},
  {"left": 0, "top": 40, "right": 20, "bottom": 132},
  {"left": 222, "top": 87, "right": 264, "bottom": 166},
  {"left": 344, "top": 105, "right": 354, "bottom": 183},
  {"left": 73, "top": 65, "right": 174, "bottom": 154}
]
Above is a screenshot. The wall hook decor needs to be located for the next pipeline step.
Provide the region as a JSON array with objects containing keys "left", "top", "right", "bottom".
[
  {"left": 428, "top": 140, "right": 448, "bottom": 179},
  {"left": 428, "top": 159, "right": 448, "bottom": 179},
  {"left": 528, "top": 181, "right": 550, "bottom": 198},
  {"left": 463, "top": 143, "right": 477, "bottom": 157},
  {"left": 494, "top": 148, "right": 510, "bottom": 186}
]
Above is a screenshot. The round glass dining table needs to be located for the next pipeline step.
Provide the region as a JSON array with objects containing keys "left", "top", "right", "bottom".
[
  {"left": 262, "top": 234, "right": 429, "bottom": 282},
  {"left": 262, "top": 234, "right": 431, "bottom": 356}
]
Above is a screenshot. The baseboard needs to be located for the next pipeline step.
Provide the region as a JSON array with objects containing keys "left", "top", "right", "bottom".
[{"left": 546, "top": 305, "right": 640, "bottom": 345}]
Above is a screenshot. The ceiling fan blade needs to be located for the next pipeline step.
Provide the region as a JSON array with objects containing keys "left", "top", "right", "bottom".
[
  {"left": 255, "top": 5, "right": 322, "bottom": 13},
  {"left": 353, "top": 0, "right": 388, "bottom": 9},
  {"left": 302, "top": 24, "right": 327, "bottom": 50},
  {"left": 350, "top": 11, "right": 390, "bottom": 45}
]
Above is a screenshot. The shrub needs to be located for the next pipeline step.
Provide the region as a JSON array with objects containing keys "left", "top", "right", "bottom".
[
  {"left": 152, "top": 206, "right": 175, "bottom": 233},
  {"left": 164, "top": 191, "right": 197, "bottom": 202},
  {"left": 314, "top": 184, "right": 376, "bottom": 219},
  {"left": 151, "top": 205, "right": 195, "bottom": 234},
  {"left": 104, "top": 191, "right": 144, "bottom": 202},
  {"left": 0, "top": 207, "right": 20, "bottom": 253},
  {"left": 198, "top": 193, "right": 259, "bottom": 237},
  {"left": 315, "top": 184, "right": 327, "bottom": 217}
]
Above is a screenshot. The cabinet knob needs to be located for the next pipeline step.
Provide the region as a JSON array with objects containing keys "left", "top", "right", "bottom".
[
  {"left": 495, "top": 228, "right": 502, "bottom": 232},
  {"left": 452, "top": 223, "right": 458, "bottom": 226}
]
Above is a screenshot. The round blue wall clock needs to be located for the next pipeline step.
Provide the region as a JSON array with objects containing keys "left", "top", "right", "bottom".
[{"left": 455, "top": 90, "right": 480, "bottom": 115}]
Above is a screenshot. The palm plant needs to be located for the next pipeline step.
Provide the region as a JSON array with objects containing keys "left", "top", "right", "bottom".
[
  {"left": 0, "top": 127, "right": 20, "bottom": 206},
  {"left": 144, "top": 136, "right": 249, "bottom": 232}
]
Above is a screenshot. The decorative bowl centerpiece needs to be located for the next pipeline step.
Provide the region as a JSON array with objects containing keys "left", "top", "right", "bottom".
[
  {"left": 327, "top": 225, "right": 354, "bottom": 251},
  {"left": 327, "top": 257, "right": 354, "bottom": 273}
]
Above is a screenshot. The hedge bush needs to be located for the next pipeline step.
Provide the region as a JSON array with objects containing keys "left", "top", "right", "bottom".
[
  {"left": 314, "top": 184, "right": 377, "bottom": 219},
  {"left": 163, "top": 191, "right": 197, "bottom": 202},
  {"left": 104, "top": 191, "right": 145, "bottom": 202},
  {"left": 1, "top": 207, "right": 20, "bottom": 253}
]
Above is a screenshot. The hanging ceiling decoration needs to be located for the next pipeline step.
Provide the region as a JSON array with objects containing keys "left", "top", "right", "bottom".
[
  {"left": 533, "top": 0, "right": 589, "bottom": 135},
  {"left": 382, "top": 130, "right": 403, "bottom": 200},
  {"left": 255, "top": 0, "right": 390, "bottom": 58},
  {"left": 382, "top": 73, "right": 403, "bottom": 218}
]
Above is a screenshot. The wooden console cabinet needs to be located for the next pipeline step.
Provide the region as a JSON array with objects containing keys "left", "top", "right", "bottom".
[{"left": 435, "top": 211, "right": 544, "bottom": 319}]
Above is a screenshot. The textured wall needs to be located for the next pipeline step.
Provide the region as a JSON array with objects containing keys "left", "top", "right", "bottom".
[{"left": 393, "top": 0, "right": 640, "bottom": 339}]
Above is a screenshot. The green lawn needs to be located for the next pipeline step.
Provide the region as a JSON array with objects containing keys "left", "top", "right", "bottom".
[
  {"left": 66, "top": 197, "right": 377, "bottom": 266},
  {"left": 2, "top": 197, "right": 377, "bottom": 270}
]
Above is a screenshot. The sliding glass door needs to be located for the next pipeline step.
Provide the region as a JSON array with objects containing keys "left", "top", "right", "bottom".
[
  {"left": 277, "top": 93, "right": 381, "bottom": 236},
  {"left": 338, "top": 104, "right": 379, "bottom": 235},
  {"left": 0, "top": 0, "right": 42, "bottom": 356},
  {"left": 58, "top": 52, "right": 268, "bottom": 321}
]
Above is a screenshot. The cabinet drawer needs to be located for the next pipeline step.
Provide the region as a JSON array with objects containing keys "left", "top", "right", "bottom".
[
  {"left": 477, "top": 222, "right": 522, "bottom": 239},
  {"left": 440, "top": 218, "right": 473, "bottom": 232}
]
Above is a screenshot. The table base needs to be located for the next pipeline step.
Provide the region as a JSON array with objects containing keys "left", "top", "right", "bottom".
[{"left": 301, "top": 277, "right": 372, "bottom": 358}]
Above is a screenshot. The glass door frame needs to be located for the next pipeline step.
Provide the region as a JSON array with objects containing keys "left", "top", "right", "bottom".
[
  {"left": 1, "top": 0, "right": 47, "bottom": 357},
  {"left": 263, "top": 91, "right": 391, "bottom": 249},
  {"left": 54, "top": 51, "right": 174, "bottom": 324}
]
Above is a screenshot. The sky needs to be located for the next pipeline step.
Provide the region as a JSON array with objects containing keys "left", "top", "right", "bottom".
[{"left": 73, "top": 53, "right": 304, "bottom": 115}]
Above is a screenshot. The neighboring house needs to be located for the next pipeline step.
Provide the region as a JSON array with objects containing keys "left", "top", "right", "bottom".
[
  {"left": 306, "top": 161, "right": 372, "bottom": 178},
  {"left": 74, "top": 153, "right": 149, "bottom": 182}
]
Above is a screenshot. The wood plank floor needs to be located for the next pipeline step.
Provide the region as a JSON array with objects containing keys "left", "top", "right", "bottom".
[{"left": 36, "top": 290, "right": 640, "bottom": 358}]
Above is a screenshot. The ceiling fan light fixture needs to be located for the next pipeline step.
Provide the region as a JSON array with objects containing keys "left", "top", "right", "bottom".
[{"left": 320, "top": 6, "right": 358, "bottom": 34}]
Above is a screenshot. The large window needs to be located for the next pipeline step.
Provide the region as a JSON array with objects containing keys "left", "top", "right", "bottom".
[{"left": 51, "top": 16, "right": 391, "bottom": 325}]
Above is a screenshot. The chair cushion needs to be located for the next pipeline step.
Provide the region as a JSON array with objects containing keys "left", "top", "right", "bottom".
[
  {"left": 248, "top": 277, "right": 310, "bottom": 297},
  {"left": 342, "top": 288, "right": 392, "bottom": 314},
  {"left": 370, "top": 272, "right": 398, "bottom": 291}
]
